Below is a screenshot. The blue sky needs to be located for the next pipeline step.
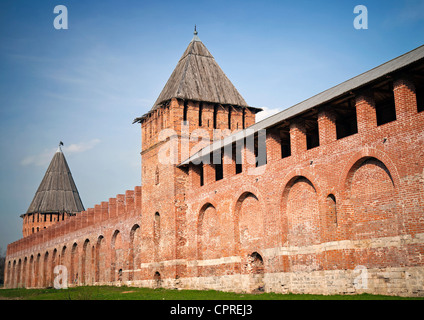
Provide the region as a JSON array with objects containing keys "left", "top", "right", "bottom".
[{"left": 0, "top": 0, "right": 423, "bottom": 252}]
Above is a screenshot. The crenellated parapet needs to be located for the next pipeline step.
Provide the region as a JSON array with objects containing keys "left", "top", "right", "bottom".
[{"left": 7, "top": 186, "right": 142, "bottom": 258}]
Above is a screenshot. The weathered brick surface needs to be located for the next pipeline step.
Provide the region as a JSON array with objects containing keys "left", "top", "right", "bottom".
[{"left": 4, "top": 58, "right": 424, "bottom": 298}]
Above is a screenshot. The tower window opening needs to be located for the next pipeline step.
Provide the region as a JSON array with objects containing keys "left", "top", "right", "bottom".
[
  {"left": 200, "top": 164, "right": 204, "bottom": 186},
  {"left": 242, "top": 109, "right": 246, "bottom": 129},
  {"left": 154, "top": 212, "right": 161, "bottom": 244},
  {"left": 199, "top": 103, "right": 203, "bottom": 126},
  {"left": 155, "top": 166, "right": 159, "bottom": 185},
  {"left": 183, "top": 101, "right": 188, "bottom": 123},
  {"left": 228, "top": 106, "right": 232, "bottom": 129},
  {"left": 213, "top": 105, "right": 218, "bottom": 129},
  {"left": 417, "top": 84, "right": 424, "bottom": 113}
]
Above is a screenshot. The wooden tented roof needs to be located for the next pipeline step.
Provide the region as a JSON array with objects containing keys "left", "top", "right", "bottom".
[
  {"left": 25, "top": 147, "right": 85, "bottom": 215},
  {"left": 134, "top": 32, "right": 259, "bottom": 123}
]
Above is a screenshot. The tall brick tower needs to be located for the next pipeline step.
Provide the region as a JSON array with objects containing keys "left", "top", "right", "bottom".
[
  {"left": 21, "top": 144, "right": 85, "bottom": 237},
  {"left": 133, "top": 29, "right": 261, "bottom": 281}
]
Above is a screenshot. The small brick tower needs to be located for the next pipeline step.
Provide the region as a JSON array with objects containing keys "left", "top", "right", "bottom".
[
  {"left": 21, "top": 143, "right": 85, "bottom": 237},
  {"left": 133, "top": 29, "right": 261, "bottom": 280}
]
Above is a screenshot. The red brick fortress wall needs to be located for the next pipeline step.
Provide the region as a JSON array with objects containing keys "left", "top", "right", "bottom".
[
  {"left": 4, "top": 70, "right": 424, "bottom": 297},
  {"left": 182, "top": 74, "right": 424, "bottom": 296}
]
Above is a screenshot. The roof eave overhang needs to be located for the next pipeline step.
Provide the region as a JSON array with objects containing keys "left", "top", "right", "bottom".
[
  {"left": 133, "top": 99, "right": 262, "bottom": 124},
  {"left": 178, "top": 44, "right": 424, "bottom": 167}
]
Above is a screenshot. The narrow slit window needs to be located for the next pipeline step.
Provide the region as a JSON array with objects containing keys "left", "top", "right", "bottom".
[
  {"left": 155, "top": 166, "right": 159, "bottom": 185},
  {"left": 228, "top": 107, "right": 232, "bottom": 129},
  {"left": 213, "top": 105, "right": 218, "bottom": 129},
  {"left": 417, "top": 85, "right": 424, "bottom": 113},
  {"left": 183, "top": 101, "right": 188, "bottom": 123},
  {"left": 200, "top": 164, "right": 204, "bottom": 186},
  {"left": 199, "top": 103, "right": 203, "bottom": 126},
  {"left": 154, "top": 212, "right": 161, "bottom": 243}
]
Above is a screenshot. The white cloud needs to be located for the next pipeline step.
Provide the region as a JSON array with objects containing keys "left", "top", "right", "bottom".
[
  {"left": 20, "top": 139, "right": 101, "bottom": 167},
  {"left": 255, "top": 106, "right": 282, "bottom": 122},
  {"left": 62, "top": 139, "right": 101, "bottom": 154}
]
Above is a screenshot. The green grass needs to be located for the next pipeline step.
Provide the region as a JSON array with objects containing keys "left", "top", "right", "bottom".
[{"left": 0, "top": 286, "right": 422, "bottom": 300}]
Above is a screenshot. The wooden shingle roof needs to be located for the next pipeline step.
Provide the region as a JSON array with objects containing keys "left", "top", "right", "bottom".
[
  {"left": 134, "top": 32, "right": 258, "bottom": 123},
  {"left": 25, "top": 147, "right": 85, "bottom": 215}
]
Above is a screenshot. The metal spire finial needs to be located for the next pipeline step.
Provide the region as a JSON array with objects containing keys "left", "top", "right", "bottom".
[
  {"left": 57, "top": 141, "right": 64, "bottom": 153},
  {"left": 192, "top": 25, "right": 200, "bottom": 42}
]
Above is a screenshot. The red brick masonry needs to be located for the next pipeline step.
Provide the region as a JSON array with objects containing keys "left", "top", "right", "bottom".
[{"left": 5, "top": 56, "right": 424, "bottom": 297}]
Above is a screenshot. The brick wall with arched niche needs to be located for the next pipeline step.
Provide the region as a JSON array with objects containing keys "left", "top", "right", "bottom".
[{"left": 281, "top": 176, "right": 321, "bottom": 273}]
